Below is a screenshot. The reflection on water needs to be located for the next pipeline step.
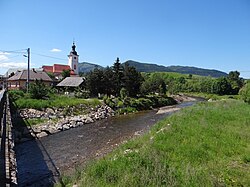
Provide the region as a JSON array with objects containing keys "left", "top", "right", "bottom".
[{"left": 16, "top": 101, "right": 196, "bottom": 186}]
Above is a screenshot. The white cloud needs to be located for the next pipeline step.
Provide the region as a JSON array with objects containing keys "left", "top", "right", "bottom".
[
  {"left": 0, "top": 54, "right": 9, "bottom": 61},
  {"left": 0, "top": 62, "right": 27, "bottom": 68},
  {"left": 50, "top": 48, "right": 62, "bottom": 52},
  {"left": 0, "top": 52, "right": 10, "bottom": 55}
]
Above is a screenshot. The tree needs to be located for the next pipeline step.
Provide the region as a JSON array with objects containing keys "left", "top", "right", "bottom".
[
  {"left": 239, "top": 81, "right": 250, "bottom": 104},
  {"left": 61, "top": 69, "right": 71, "bottom": 79},
  {"left": 103, "top": 66, "right": 116, "bottom": 96},
  {"left": 212, "top": 77, "right": 232, "bottom": 95},
  {"left": 188, "top": 74, "right": 193, "bottom": 79},
  {"left": 123, "top": 63, "right": 144, "bottom": 97},
  {"left": 159, "top": 81, "right": 167, "bottom": 95},
  {"left": 86, "top": 68, "right": 105, "bottom": 96},
  {"left": 113, "top": 57, "right": 124, "bottom": 96},
  {"left": 227, "top": 71, "right": 244, "bottom": 94},
  {"left": 29, "top": 79, "right": 49, "bottom": 99},
  {"left": 140, "top": 73, "right": 166, "bottom": 95},
  {"left": 47, "top": 72, "right": 55, "bottom": 79}
]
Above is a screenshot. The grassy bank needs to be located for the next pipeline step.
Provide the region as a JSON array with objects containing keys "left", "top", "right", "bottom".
[
  {"left": 15, "top": 96, "right": 101, "bottom": 109},
  {"left": 8, "top": 90, "right": 101, "bottom": 110},
  {"left": 58, "top": 100, "right": 250, "bottom": 186},
  {"left": 184, "top": 92, "right": 241, "bottom": 101},
  {"left": 104, "top": 95, "right": 177, "bottom": 115}
]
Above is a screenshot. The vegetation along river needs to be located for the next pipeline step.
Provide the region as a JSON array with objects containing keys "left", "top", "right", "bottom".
[{"left": 15, "top": 101, "right": 198, "bottom": 186}]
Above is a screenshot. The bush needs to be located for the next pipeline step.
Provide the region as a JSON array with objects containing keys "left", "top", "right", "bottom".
[
  {"left": 75, "top": 90, "right": 90, "bottom": 99},
  {"left": 116, "top": 107, "right": 137, "bottom": 115},
  {"left": 29, "top": 80, "right": 50, "bottom": 99},
  {"left": 239, "top": 82, "right": 250, "bottom": 104},
  {"left": 8, "top": 90, "right": 25, "bottom": 101},
  {"left": 146, "top": 95, "right": 177, "bottom": 108},
  {"left": 120, "top": 88, "right": 128, "bottom": 99},
  {"left": 104, "top": 97, "right": 116, "bottom": 109}
]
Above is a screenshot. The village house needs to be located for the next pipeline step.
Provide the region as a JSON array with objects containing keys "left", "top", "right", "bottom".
[
  {"left": 7, "top": 69, "right": 53, "bottom": 90},
  {"left": 57, "top": 77, "right": 85, "bottom": 89}
]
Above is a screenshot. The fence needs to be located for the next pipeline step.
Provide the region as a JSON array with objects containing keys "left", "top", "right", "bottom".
[{"left": 0, "top": 89, "right": 17, "bottom": 186}]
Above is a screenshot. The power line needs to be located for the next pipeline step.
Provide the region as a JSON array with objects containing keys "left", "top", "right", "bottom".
[
  {"left": 0, "top": 54, "right": 21, "bottom": 62},
  {"left": 31, "top": 52, "right": 68, "bottom": 61},
  {"left": 0, "top": 49, "right": 27, "bottom": 54}
]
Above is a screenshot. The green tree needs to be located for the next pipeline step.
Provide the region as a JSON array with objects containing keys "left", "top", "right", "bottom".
[
  {"left": 61, "top": 69, "right": 71, "bottom": 79},
  {"left": 227, "top": 71, "right": 244, "bottom": 94},
  {"left": 159, "top": 81, "right": 167, "bottom": 95},
  {"left": 29, "top": 79, "right": 49, "bottom": 99},
  {"left": 123, "top": 63, "right": 144, "bottom": 97},
  {"left": 120, "top": 87, "right": 128, "bottom": 99},
  {"left": 86, "top": 68, "right": 105, "bottom": 96},
  {"left": 213, "top": 77, "right": 232, "bottom": 95},
  {"left": 239, "top": 81, "right": 250, "bottom": 104},
  {"left": 103, "top": 66, "right": 116, "bottom": 96},
  {"left": 47, "top": 72, "right": 55, "bottom": 79},
  {"left": 113, "top": 57, "right": 124, "bottom": 96},
  {"left": 140, "top": 73, "right": 166, "bottom": 95}
]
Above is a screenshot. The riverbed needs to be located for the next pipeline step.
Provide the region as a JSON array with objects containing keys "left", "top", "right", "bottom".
[{"left": 15, "top": 101, "right": 197, "bottom": 186}]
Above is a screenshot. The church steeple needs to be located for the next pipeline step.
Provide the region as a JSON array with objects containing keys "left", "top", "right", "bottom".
[
  {"left": 70, "top": 42, "right": 78, "bottom": 55},
  {"left": 68, "top": 42, "right": 79, "bottom": 75}
]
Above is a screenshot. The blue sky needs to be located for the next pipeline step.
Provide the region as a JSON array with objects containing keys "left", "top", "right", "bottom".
[{"left": 0, "top": 0, "right": 250, "bottom": 78}]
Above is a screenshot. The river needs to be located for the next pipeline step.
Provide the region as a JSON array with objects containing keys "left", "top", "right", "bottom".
[{"left": 15, "top": 101, "right": 197, "bottom": 186}]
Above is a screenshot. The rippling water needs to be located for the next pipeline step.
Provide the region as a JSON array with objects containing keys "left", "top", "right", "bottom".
[{"left": 15, "top": 101, "right": 196, "bottom": 186}]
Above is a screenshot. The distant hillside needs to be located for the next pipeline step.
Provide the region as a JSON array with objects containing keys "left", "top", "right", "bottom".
[
  {"left": 78, "top": 62, "right": 103, "bottom": 73},
  {"left": 78, "top": 60, "right": 228, "bottom": 77},
  {"left": 123, "top": 60, "right": 228, "bottom": 78}
]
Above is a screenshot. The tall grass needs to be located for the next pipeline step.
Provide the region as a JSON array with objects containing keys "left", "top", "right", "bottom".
[
  {"left": 15, "top": 95, "right": 101, "bottom": 109},
  {"left": 58, "top": 100, "right": 250, "bottom": 186}
]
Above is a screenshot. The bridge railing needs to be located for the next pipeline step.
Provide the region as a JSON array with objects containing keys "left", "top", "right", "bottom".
[
  {"left": 0, "top": 89, "right": 7, "bottom": 185},
  {"left": 0, "top": 89, "right": 17, "bottom": 186}
]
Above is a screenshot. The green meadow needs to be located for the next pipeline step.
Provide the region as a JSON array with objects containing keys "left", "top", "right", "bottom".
[{"left": 58, "top": 99, "right": 250, "bottom": 186}]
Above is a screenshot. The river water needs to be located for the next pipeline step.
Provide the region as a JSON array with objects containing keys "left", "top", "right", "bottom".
[{"left": 15, "top": 101, "right": 196, "bottom": 186}]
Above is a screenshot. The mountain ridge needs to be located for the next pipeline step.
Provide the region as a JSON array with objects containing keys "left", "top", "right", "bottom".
[{"left": 78, "top": 60, "right": 228, "bottom": 77}]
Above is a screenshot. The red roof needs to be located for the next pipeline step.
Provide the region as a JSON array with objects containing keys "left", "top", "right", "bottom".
[
  {"left": 42, "top": 65, "right": 53, "bottom": 73},
  {"left": 53, "top": 64, "right": 71, "bottom": 73},
  {"left": 42, "top": 64, "right": 76, "bottom": 75}
]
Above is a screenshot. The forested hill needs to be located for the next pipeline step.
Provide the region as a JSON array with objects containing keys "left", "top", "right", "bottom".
[
  {"left": 78, "top": 62, "right": 103, "bottom": 73},
  {"left": 123, "top": 60, "right": 228, "bottom": 78},
  {"left": 78, "top": 60, "right": 228, "bottom": 78}
]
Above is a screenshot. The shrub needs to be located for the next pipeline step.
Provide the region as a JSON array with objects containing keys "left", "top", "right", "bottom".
[
  {"left": 104, "top": 97, "right": 116, "bottom": 109},
  {"left": 116, "top": 107, "right": 137, "bottom": 115},
  {"left": 130, "top": 98, "right": 153, "bottom": 110},
  {"left": 117, "top": 100, "right": 124, "bottom": 108},
  {"left": 8, "top": 90, "right": 25, "bottom": 101},
  {"left": 239, "top": 82, "right": 250, "bottom": 104},
  {"left": 120, "top": 88, "right": 128, "bottom": 99},
  {"left": 29, "top": 80, "right": 50, "bottom": 99},
  {"left": 75, "top": 90, "right": 90, "bottom": 99}
]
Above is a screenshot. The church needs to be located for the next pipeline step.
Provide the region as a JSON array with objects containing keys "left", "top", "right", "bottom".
[{"left": 42, "top": 42, "right": 79, "bottom": 79}]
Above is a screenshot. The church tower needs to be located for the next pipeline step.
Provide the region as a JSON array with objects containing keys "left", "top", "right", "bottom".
[{"left": 68, "top": 42, "right": 79, "bottom": 75}]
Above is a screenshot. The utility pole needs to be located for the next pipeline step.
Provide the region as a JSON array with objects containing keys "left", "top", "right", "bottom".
[{"left": 27, "top": 48, "right": 30, "bottom": 92}]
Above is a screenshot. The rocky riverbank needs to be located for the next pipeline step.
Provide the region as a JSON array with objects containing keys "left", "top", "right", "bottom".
[
  {"left": 14, "top": 94, "right": 198, "bottom": 142},
  {"left": 15, "top": 104, "right": 115, "bottom": 142},
  {"left": 156, "top": 94, "right": 199, "bottom": 114}
]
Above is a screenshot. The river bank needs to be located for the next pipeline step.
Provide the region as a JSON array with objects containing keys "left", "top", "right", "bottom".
[
  {"left": 61, "top": 99, "right": 250, "bottom": 187},
  {"left": 15, "top": 99, "right": 198, "bottom": 186},
  {"left": 14, "top": 94, "right": 197, "bottom": 142}
]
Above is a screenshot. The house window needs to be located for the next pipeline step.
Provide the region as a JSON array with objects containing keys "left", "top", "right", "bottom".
[
  {"left": 74, "top": 57, "right": 77, "bottom": 59},
  {"left": 74, "top": 64, "right": 76, "bottom": 69}
]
